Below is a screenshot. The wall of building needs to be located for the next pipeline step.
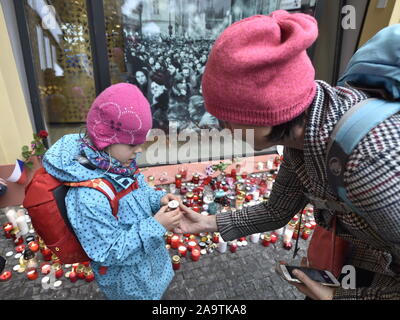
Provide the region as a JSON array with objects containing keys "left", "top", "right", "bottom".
[{"left": 0, "top": 2, "right": 34, "bottom": 165}]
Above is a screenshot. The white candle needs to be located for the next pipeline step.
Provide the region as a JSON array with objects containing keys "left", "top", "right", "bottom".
[
  {"left": 275, "top": 227, "right": 285, "bottom": 236},
  {"left": 16, "top": 209, "right": 26, "bottom": 218},
  {"left": 283, "top": 226, "right": 294, "bottom": 243},
  {"left": 217, "top": 239, "right": 227, "bottom": 253},
  {"left": 250, "top": 233, "right": 261, "bottom": 243},
  {"left": 252, "top": 190, "right": 260, "bottom": 201},
  {"left": 16, "top": 216, "right": 29, "bottom": 236},
  {"left": 6, "top": 209, "right": 18, "bottom": 229}
]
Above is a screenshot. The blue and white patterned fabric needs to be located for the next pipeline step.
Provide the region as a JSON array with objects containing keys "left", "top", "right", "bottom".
[{"left": 43, "top": 134, "right": 173, "bottom": 300}]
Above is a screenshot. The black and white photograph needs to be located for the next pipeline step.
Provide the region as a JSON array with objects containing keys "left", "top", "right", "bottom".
[{"left": 117, "top": 0, "right": 299, "bottom": 132}]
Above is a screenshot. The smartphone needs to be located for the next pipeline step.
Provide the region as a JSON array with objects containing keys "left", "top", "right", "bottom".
[{"left": 279, "top": 265, "right": 341, "bottom": 287}]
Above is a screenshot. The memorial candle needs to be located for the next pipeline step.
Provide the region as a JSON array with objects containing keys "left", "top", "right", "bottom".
[
  {"left": 191, "top": 249, "right": 200, "bottom": 262},
  {"left": 178, "top": 245, "right": 187, "bottom": 257},
  {"left": 6, "top": 209, "right": 18, "bottom": 229},
  {"left": 172, "top": 255, "right": 181, "bottom": 270},
  {"left": 170, "top": 235, "right": 181, "bottom": 249}
]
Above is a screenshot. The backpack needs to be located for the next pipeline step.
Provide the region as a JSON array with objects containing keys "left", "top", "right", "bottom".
[
  {"left": 23, "top": 167, "right": 138, "bottom": 267},
  {"left": 306, "top": 24, "right": 400, "bottom": 277}
]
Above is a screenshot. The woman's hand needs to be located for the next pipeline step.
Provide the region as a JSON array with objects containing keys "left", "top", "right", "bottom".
[
  {"left": 154, "top": 206, "right": 182, "bottom": 231},
  {"left": 173, "top": 204, "right": 217, "bottom": 234},
  {"left": 160, "top": 193, "right": 182, "bottom": 206},
  {"left": 279, "top": 258, "right": 335, "bottom": 300}
]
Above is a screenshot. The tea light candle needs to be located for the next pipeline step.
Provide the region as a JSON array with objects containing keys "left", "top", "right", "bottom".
[
  {"left": 26, "top": 268, "right": 39, "bottom": 281},
  {"left": 15, "top": 244, "right": 26, "bottom": 253},
  {"left": 191, "top": 248, "right": 200, "bottom": 262},
  {"left": 230, "top": 242, "right": 238, "bottom": 253},
  {"left": 270, "top": 233, "right": 278, "bottom": 244},
  {"left": 3, "top": 223, "right": 13, "bottom": 238},
  {"left": 84, "top": 268, "right": 95, "bottom": 282},
  {"left": 0, "top": 271, "right": 12, "bottom": 282},
  {"left": 41, "top": 263, "right": 51, "bottom": 275},
  {"left": 28, "top": 241, "right": 39, "bottom": 253}
]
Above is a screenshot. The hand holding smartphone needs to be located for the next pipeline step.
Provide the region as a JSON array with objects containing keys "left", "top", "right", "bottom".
[{"left": 278, "top": 264, "right": 340, "bottom": 288}]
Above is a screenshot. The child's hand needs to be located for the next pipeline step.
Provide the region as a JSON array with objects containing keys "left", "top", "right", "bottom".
[
  {"left": 160, "top": 194, "right": 182, "bottom": 206},
  {"left": 154, "top": 205, "right": 182, "bottom": 231}
]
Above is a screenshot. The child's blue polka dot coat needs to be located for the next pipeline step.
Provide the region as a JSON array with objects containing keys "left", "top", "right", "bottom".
[{"left": 43, "top": 134, "right": 174, "bottom": 300}]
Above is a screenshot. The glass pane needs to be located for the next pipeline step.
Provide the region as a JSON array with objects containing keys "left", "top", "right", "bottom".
[
  {"left": 103, "top": 0, "right": 319, "bottom": 166},
  {"left": 24, "top": 0, "right": 97, "bottom": 144}
]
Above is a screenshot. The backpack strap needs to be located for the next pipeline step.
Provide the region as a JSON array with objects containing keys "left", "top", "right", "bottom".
[
  {"left": 326, "top": 98, "right": 400, "bottom": 214},
  {"left": 65, "top": 178, "right": 140, "bottom": 216},
  {"left": 65, "top": 179, "right": 120, "bottom": 217},
  {"left": 64, "top": 178, "right": 139, "bottom": 276}
]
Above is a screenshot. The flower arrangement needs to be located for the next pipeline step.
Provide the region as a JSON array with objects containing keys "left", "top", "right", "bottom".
[{"left": 21, "top": 130, "right": 48, "bottom": 169}]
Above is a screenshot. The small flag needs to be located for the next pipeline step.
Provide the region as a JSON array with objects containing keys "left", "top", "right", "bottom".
[{"left": 6, "top": 160, "right": 27, "bottom": 185}]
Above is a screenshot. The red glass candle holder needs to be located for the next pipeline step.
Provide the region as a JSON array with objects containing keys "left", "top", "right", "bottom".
[{"left": 191, "top": 249, "right": 200, "bottom": 262}]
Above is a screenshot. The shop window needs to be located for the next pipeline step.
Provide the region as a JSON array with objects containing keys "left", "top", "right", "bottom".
[
  {"left": 23, "top": 0, "right": 97, "bottom": 144},
  {"left": 19, "top": 0, "right": 319, "bottom": 167}
]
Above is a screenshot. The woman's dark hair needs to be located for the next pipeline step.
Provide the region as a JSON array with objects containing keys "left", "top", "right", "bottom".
[{"left": 266, "top": 111, "right": 308, "bottom": 143}]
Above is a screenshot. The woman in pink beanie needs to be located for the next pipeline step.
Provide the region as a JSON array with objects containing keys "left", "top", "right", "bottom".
[
  {"left": 42, "top": 83, "right": 181, "bottom": 299},
  {"left": 177, "top": 10, "right": 400, "bottom": 300}
]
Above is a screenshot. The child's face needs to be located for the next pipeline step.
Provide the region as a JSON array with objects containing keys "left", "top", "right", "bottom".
[{"left": 106, "top": 144, "right": 143, "bottom": 167}]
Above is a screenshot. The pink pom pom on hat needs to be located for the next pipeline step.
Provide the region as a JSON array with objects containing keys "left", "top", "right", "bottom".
[
  {"left": 202, "top": 10, "right": 319, "bottom": 127},
  {"left": 86, "top": 83, "right": 153, "bottom": 150}
]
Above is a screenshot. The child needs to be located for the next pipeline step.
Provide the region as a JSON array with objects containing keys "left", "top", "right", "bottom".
[{"left": 42, "top": 83, "right": 181, "bottom": 300}]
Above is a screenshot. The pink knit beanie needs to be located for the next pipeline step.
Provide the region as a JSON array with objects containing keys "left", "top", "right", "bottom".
[
  {"left": 86, "top": 83, "right": 152, "bottom": 150},
  {"left": 202, "top": 10, "right": 319, "bottom": 127}
]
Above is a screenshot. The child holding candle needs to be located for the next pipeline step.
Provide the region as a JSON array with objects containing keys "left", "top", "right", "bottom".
[{"left": 42, "top": 83, "right": 181, "bottom": 300}]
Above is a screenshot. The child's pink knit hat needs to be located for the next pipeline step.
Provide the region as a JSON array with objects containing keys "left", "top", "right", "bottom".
[
  {"left": 202, "top": 10, "right": 319, "bottom": 126},
  {"left": 86, "top": 83, "right": 152, "bottom": 150}
]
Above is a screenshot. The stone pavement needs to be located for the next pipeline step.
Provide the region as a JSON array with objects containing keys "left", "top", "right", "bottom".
[{"left": 0, "top": 210, "right": 309, "bottom": 300}]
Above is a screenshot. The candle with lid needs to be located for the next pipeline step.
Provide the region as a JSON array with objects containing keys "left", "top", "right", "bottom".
[
  {"left": 52, "top": 263, "right": 64, "bottom": 279},
  {"left": 175, "top": 174, "right": 182, "bottom": 188},
  {"left": 192, "top": 173, "right": 200, "bottom": 184},
  {"left": 172, "top": 255, "right": 181, "bottom": 270},
  {"left": 262, "top": 234, "right": 271, "bottom": 247}
]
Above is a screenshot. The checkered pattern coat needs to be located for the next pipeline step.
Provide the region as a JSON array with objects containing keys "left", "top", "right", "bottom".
[{"left": 217, "top": 80, "right": 400, "bottom": 300}]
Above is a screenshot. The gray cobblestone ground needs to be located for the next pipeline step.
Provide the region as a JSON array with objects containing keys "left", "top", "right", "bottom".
[{"left": 0, "top": 212, "right": 309, "bottom": 300}]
